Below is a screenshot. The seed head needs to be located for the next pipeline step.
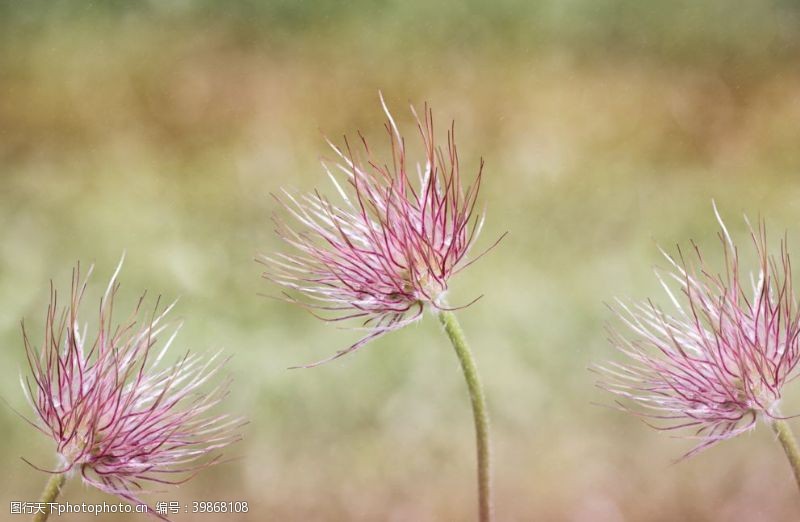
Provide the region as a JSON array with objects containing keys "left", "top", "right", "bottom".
[
  {"left": 598, "top": 207, "right": 800, "bottom": 457},
  {"left": 19, "top": 260, "right": 242, "bottom": 517},
  {"left": 260, "top": 95, "right": 502, "bottom": 366}
]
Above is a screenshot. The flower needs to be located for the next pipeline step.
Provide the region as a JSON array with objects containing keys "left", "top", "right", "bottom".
[
  {"left": 19, "top": 260, "right": 242, "bottom": 517},
  {"left": 597, "top": 207, "right": 800, "bottom": 457},
  {"left": 260, "top": 94, "right": 502, "bottom": 366}
]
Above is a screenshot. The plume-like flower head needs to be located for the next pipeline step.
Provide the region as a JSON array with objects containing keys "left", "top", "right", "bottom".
[
  {"left": 19, "top": 260, "right": 242, "bottom": 517},
  {"left": 260, "top": 95, "right": 501, "bottom": 366},
  {"left": 598, "top": 207, "right": 800, "bottom": 456}
]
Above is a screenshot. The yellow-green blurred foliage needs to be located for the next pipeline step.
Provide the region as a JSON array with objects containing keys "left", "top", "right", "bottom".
[{"left": 2, "top": 1, "right": 800, "bottom": 520}]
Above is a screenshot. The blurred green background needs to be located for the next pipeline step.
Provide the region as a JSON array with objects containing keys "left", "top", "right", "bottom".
[{"left": 3, "top": 1, "right": 800, "bottom": 520}]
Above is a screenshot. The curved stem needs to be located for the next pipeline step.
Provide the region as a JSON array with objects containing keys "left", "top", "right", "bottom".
[
  {"left": 33, "top": 473, "right": 65, "bottom": 522},
  {"left": 771, "top": 418, "right": 800, "bottom": 492},
  {"left": 437, "top": 310, "right": 493, "bottom": 522}
]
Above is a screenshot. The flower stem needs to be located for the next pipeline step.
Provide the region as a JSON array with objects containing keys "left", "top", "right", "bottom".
[
  {"left": 437, "top": 310, "right": 493, "bottom": 522},
  {"left": 769, "top": 419, "right": 800, "bottom": 487},
  {"left": 33, "top": 474, "right": 65, "bottom": 522},
  {"left": 771, "top": 418, "right": 800, "bottom": 492}
]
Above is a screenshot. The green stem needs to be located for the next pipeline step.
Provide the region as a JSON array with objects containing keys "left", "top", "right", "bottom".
[
  {"left": 437, "top": 310, "right": 493, "bottom": 522},
  {"left": 771, "top": 418, "right": 800, "bottom": 492},
  {"left": 33, "top": 473, "right": 65, "bottom": 522}
]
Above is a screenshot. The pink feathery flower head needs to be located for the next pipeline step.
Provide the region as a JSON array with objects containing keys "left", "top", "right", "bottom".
[
  {"left": 597, "top": 206, "right": 800, "bottom": 457},
  {"left": 260, "top": 94, "right": 503, "bottom": 366},
  {"left": 19, "top": 259, "right": 242, "bottom": 518}
]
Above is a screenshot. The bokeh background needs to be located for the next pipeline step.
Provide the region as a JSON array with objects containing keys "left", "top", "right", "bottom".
[{"left": 2, "top": 1, "right": 800, "bottom": 520}]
